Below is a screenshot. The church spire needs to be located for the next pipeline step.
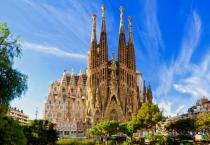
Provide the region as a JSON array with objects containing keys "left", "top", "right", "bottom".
[
  {"left": 91, "top": 14, "right": 97, "bottom": 42},
  {"left": 143, "top": 80, "right": 147, "bottom": 102},
  {"left": 101, "top": 5, "right": 106, "bottom": 32},
  {"left": 146, "top": 82, "right": 153, "bottom": 103},
  {"left": 127, "top": 16, "right": 136, "bottom": 70},
  {"left": 89, "top": 14, "right": 98, "bottom": 68},
  {"left": 99, "top": 5, "right": 108, "bottom": 64},
  {"left": 119, "top": 6, "right": 125, "bottom": 34},
  {"left": 118, "top": 6, "right": 127, "bottom": 65},
  {"left": 61, "top": 69, "right": 67, "bottom": 85},
  {"left": 128, "top": 16, "right": 133, "bottom": 44}
]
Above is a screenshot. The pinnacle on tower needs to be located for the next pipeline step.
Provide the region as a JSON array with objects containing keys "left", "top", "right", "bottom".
[
  {"left": 119, "top": 6, "right": 125, "bottom": 34},
  {"left": 99, "top": 5, "right": 108, "bottom": 64},
  {"left": 143, "top": 80, "right": 147, "bottom": 102},
  {"left": 146, "top": 82, "right": 153, "bottom": 103},
  {"left": 91, "top": 14, "right": 97, "bottom": 42},
  {"left": 128, "top": 16, "right": 133, "bottom": 44},
  {"left": 70, "top": 68, "right": 75, "bottom": 85},
  {"left": 89, "top": 14, "right": 98, "bottom": 68},
  {"left": 127, "top": 16, "right": 136, "bottom": 70},
  {"left": 118, "top": 6, "right": 127, "bottom": 65},
  {"left": 61, "top": 69, "right": 67, "bottom": 83},
  {"left": 71, "top": 68, "right": 74, "bottom": 76},
  {"left": 101, "top": 5, "right": 106, "bottom": 32},
  {"left": 79, "top": 69, "right": 82, "bottom": 76},
  {"left": 63, "top": 69, "right": 66, "bottom": 75}
]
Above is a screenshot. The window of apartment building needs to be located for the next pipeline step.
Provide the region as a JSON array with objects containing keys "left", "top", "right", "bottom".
[
  {"left": 64, "top": 131, "right": 70, "bottom": 135},
  {"left": 48, "top": 113, "right": 52, "bottom": 117}
]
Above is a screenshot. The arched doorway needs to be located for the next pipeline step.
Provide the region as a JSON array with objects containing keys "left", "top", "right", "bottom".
[{"left": 109, "top": 109, "right": 118, "bottom": 121}]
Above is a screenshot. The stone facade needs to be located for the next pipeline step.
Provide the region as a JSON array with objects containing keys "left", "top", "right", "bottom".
[
  {"left": 44, "top": 70, "right": 87, "bottom": 137},
  {"left": 44, "top": 5, "right": 153, "bottom": 136}
]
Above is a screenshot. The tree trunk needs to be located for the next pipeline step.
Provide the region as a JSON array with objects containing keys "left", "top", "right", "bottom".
[
  {"left": 105, "top": 135, "right": 108, "bottom": 145},
  {"left": 130, "top": 135, "right": 133, "bottom": 145}
]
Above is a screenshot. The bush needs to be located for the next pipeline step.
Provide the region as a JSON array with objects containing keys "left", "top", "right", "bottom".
[
  {"left": 147, "top": 133, "right": 167, "bottom": 145},
  {"left": 23, "top": 120, "right": 58, "bottom": 145},
  {"left": 177, "top": 134, "right": 193, "bottom": 140},
  {"left": 131, "top": 137, "right": 144, "bottom": 144},
  {"left": 0, "top": 116, "right": 27, "bottom": 145},
  {"left": 139, "top": 137, "right": 145, "bottom": 144},
  {"left": 56, "top": 138, "right": 95, "bottom": 145},
  {"left": 81, "top": 139, "right": 95, "bottom": 145},
  {"left": 147, "top": 133, "right": 179, "bottom": 145},
  {"left": 122, "top": 141, "right": 130, "bottom": 145}
]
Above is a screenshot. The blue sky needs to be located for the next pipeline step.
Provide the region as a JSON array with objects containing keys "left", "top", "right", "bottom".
[{"left": 1, "top": 0, "right": 210, "bottom": 119}]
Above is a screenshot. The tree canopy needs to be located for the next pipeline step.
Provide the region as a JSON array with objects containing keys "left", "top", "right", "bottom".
[
  {"left": 135, "top": 102, "right": 162, "bottom": 129},
  {"left": 0, "top": 23, "right": 27, "bottom": 106},
  {"left": 195, "top": 111, "right": 210, "bottom": 132},
  {"left": 23, "top": 119, "right": 58, "bottom": 145},
  {"left": 119, "top": 121, "right": 139, "bottom": 137},
  {"left": 0, "top": 116, "right": 27, "bottom": 145},
  {"left": 165, "top": 118, "right": 195, "bottom": 134},
  {"left": 0, "top": 22, "right": 28, "bottom": 145},
  {"left": 89, "top": 120, "right": 119, "bottom": 137}
]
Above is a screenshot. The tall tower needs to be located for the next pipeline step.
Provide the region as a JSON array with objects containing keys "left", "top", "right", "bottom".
[
  {"left": 86, "top": 6, "right": 110, "bottom": 125},
  {"left": 99, "top": 5, "right": 108, "bottom": 64},
  {"left": 127, "top": 16, "right": 136, "bottom": 71},
  {"left": 118, "top": 6, "right": 127, "bottom": 66},
  {"left": 89, "top": 14, "right": 98, "bottom": 69}
]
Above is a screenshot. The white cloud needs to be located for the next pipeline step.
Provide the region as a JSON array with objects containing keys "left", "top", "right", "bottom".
[
  {"left": 173, "top": 51, "right": 210, "bottom": 98},
  {"left": 21, "top": 0, "right": 110, "bottom": 52},
  {"left": 155, "top": 11, "right": 202, "bottom": 97},
  {"left": 158, "top": 101, "right": 185, "bottom": 117},
  {"left": 22, "top": 41, "right": 86, "bottom": 59},
  {"left": 141, "top": 0, "right": 164, "bottom": 59},
  {"left": 155, "top": 11, "right": 206, "bottom": 116},
  {"left": 159, "top": 101, "right": 173, "bottom": 117}
]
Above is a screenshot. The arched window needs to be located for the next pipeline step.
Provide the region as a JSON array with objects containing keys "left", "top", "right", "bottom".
[{"left": 111, "top": 96, "right": 117, "bottom": 103}]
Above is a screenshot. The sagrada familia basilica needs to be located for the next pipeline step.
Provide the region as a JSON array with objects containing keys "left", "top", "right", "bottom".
[{"left": 44, "top": 6, "right": 153, "bottom": 137}]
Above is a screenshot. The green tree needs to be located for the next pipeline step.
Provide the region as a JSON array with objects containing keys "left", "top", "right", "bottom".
[
  {"left": 0, "top": 23, "right": 27, "bottom": 106},
  {"left": 23, "top": 119, "right": 58, "bottom": 145},
  {"left": 0, "top": 116, "right": 27, "bottom": 145},
  {"left": 136, "top": 102, "right": 162, "bottom": 129},
  {"left": 119, "top": 121, "right": 139, "bottom": 142},
  {"left": 0, "top": 23, "right": 27, "bottom": 107},
  {"left": 196, "top": 111, "right": 210, "bottom": 134},
  {"left": 166, "top": 118, "right": 195, "bottom": 134},
  {"left": 0, "top": 22, "right": 28, "bottom": 145},
  {"left": 89, "top": 120, "right": 119, "bottom": 144},
  {"left": 174, "top": 118, "right": 195, "bottom": 134}
]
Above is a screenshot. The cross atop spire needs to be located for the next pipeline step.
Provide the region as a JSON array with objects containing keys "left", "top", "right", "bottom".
[
  {"left": 91, "top": 14, "right": 97, "bottom": 42},
  {"left": 119, "top": 6, "right": 125, "bottom": 34}
]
